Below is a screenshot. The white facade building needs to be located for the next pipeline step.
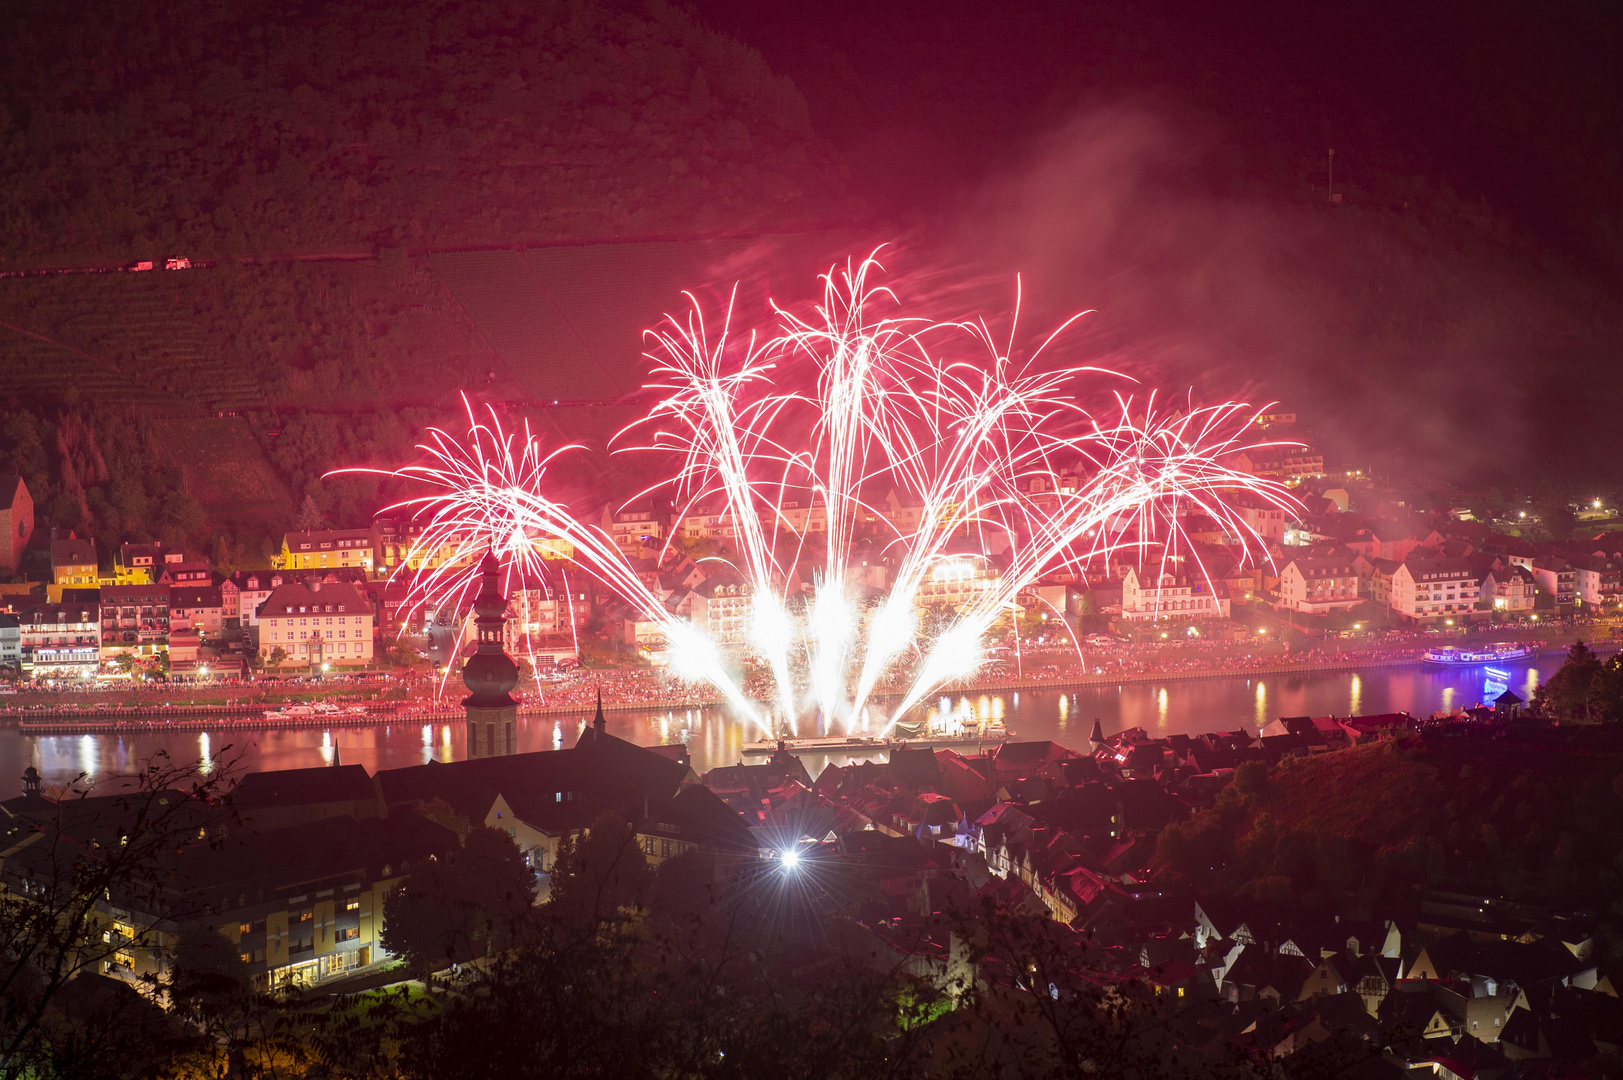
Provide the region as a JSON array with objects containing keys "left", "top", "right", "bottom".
[
  {"left": 257, "top": 580, "right": 375, "bottom": 668},
  {"left": 1389, "top": 558, "right": 1479, "bottom": 623},
  {"left": 1276, "top": 555, "right": 1363, "bottom": 614},
  {"left": 1120, "top": 564, "right": 1231, "bottom": 621},
  {"left": 1478, "top": 566, "right": 1535, "bottom": 616}
]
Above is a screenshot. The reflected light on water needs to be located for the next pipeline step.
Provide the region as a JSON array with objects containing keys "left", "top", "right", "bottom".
[
  {"left": 6, "top": 654, "right": 1584, "bottom": 784},
  {"left": 198, "top": 732, "right": 212, "bottom": 774}
]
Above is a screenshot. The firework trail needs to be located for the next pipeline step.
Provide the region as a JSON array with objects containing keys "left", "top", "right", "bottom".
[{"left": 340, "top": 253, "right": 1301, "bottom": 738}]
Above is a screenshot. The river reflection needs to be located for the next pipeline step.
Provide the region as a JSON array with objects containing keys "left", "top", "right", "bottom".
[{"left": 1, "top": 656, "right": 1558, "bottom": 789}]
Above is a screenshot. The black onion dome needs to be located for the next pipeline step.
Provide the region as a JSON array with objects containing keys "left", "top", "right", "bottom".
[{"left": 463, "top": 649, "right": 519, "bottom": 706}]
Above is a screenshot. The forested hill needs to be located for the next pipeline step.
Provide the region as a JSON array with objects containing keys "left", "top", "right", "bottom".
[
  {"left": 0, "top": 0, "right": 851, "bottom": 267},
  {"left": 0, "top": 0, "right": 857, "bottom": 563}
]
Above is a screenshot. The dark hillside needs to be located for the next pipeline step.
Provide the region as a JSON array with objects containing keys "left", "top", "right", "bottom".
[
  {"left": 1155, "top": 728, "right": 1623, "bottom": 964},
  {"left": 0, "top": 0, "right": 850, "bottom": 266},
  {"left": 0, "top": 0, "right": 856, "bottom": 547}
]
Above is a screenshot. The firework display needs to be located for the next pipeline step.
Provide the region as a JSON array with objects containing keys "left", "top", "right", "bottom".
[{"left": 339, "top": 254, "right": 1301, "bottom": 738}]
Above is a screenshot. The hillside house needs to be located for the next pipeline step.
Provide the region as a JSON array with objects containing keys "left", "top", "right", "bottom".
[
  {"left": 278, "top": 529, "right": 375, "bottom": 574},
  {"left": 50, "top": 536, "right": 98, "bottom": 587}
]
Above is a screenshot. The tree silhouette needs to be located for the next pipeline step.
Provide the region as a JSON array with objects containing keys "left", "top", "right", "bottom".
[{"left": 295, "top": 493, "right": 326, "bottom": 533}]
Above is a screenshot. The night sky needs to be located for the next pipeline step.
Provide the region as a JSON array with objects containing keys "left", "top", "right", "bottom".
[
  {"left": 699, "top": 0, "right": 1623, "bottom": 487},
  {"left": 2, "top": 0, "right": 1621, "bottom": 511}
]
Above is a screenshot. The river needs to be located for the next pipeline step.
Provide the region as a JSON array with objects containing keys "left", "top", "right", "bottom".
[{"left": 0, "top": 654, "right": 1565, "bottom": 793}]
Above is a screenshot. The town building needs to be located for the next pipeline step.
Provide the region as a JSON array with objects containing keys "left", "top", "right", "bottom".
[
  {"left": 227, "top": 570, "right": 285, "bottom": 630},
  {"left": 168, "top": 585, "right": 224, "bottom": 637},
  {"left": 1231, "top": 494, "right": 1288, "bottom": 543},
  {"left": 1235, "top": 446, "right": 1325, "bottom": 486},
  {"left": 50, "top": 535, "right": 98, "bottom": 587},
  {"left": 372, "top": 517, "right": 487, "bottom": 576},
  {"left": 916, "top": 550, "right": 1006, "bottom": 612},
  {"left": 113, "top": 543, "right": 183, "bottom": 585},
  {"left": 1566, "top": 554, "right": 1620, "bottom": 609},
  {"left": 98, "top": 585, "right": 170, "bottom": 652},
  {"left": 378, "top": 707, "right": 712, "bottom": 878},
  {"left": 156, "top": 560, "right": 212, "bottom": 587},
  {"left": 1527, "top": 556, "right": 1576, "bottom": 614},
  {"left": 277, "top": 529, "right": 376, "bottom": 574},
  {"left": 778, "top": 498, "right": 829, "bottom": 536},
  {"left": 107, "top": 783, "right": 448, "bottom": 992},
  {"left": 0, "top": 613, "right": 19, "bottom": 669},
  {"left": 0, "top": 476, "right": 33, "bottom": 575},
  {"left": 689, "top": 577, "right": 754, "bottom": 645},
  {"left": 503, "top": 587, "right": 589, "bottom": 668},
  {"left": 1120, "top": 563, "right": 1231, "bottom": 621},
  {"left": 675, "top": 502, "right": 741, "bottom": 544},
  {"left": 504, "top": 588, "right": 591, "bottom": 641},
  {"left": 603, "top": 499, "right": 670, "bottom": 554},
  {"left": 1476, "top": 565, "right": 1535, "bottom": 617},
  {"left": 15, "top": 598, "right": 100, "bottom": 677},
  {"left": 1276, "top": 555, "right": 1362, "bottom": 615},
  {"left": 1389, "top": 558, "right": 1481, "bottom": 624},
  {"left": 257, "top": 578, "right": 375, "bottom": 669}
]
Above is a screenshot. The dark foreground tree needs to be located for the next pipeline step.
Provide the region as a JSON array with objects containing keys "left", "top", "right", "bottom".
[
  {"left": 381, "top": 825, "right": 535, "bottom": 978},
  {"left": 1536, "top": 640, "right": 1605, "bottom": 722},
  {"left": 0, "top": 753, "right": 237, "bottom": 1080}
]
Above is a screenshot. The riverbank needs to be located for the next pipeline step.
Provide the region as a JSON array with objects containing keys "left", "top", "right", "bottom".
[{"left": 4, "top": 630, "right": 1615, "bottom": 732}]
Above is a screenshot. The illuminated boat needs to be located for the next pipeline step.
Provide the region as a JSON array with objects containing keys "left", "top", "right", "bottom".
[
  {"left": 741, "top": 735, "right": 893, "bottom": 757},
  {"left": 740, "top": 721, "right": 1012, "bottom": 757},
  {"left": 1422, "top": 641, "right": 1538, "bottom": 666}
]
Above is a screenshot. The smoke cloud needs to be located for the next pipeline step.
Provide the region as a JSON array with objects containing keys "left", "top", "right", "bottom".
[{"left": 918, "top": 104, "right": 1623, "bottom": 488}]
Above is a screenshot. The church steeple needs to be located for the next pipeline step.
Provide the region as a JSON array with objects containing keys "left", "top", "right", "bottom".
[
  {"left": 576, "top": 684, "right": 610, "bottom": 749},
  {"left": 463, "top": 553, "right": 519, "bottom": 758}
]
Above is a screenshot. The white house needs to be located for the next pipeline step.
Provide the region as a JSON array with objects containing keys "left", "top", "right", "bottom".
[
  {"left": 257, "top": 579, "right": 375, "bottom": 668},
  {"left": 1276, "top": 555, "right": 1363, "bottom": 614},
  {"left": 1389, "top": 558, "right": 1480, "bottom": 624},
  {"left": 1567, "top": 554, "right": 1620, "bottom": 609},
  {"left": 1232, "top": 495, "right": 1288, "bottom": 543},
  {"left": 1120, "top": 562, "right": 1231, "bottom": 621},
  {"left": 1528, "top": 556, "right": 1576, "bottom": 612},
  {"left": 689, "top": 578, "right": 754, "bottom": 645},
  {"left": 1477, "top": 565, "right": 1535, "bottom": 616}
]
